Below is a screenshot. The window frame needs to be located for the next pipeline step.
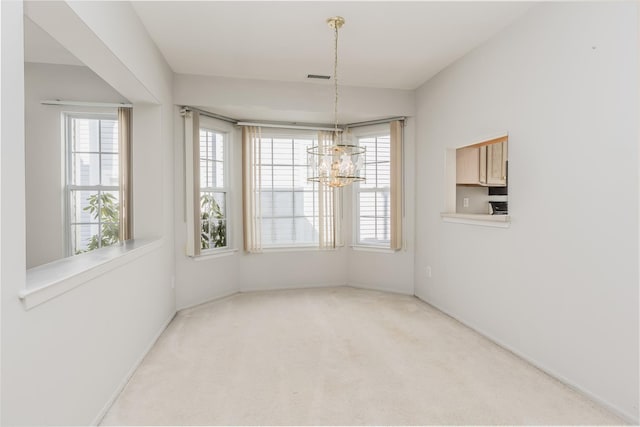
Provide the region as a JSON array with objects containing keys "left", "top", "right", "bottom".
[
  {"left": 184, "top": 112, "right": 235, "bottom": 258},
  {"left": 353, "top": 126, "right": 393, "bottom": 249},
  {"left": 198, "top": 125, "right": 231, "bottom": 253},
  {"left": 256, "top": 129, "right": 320, "bottom": 249},
  {"left": 64, "top": 112, "right": 120, "bottom": 257}
]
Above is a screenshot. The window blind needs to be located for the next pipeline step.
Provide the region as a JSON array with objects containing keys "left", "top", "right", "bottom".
[
  {"left": 242, "top": 127, "right": 340, "bottom": 251},
  {"left": 354, "top": 120, "right": 403, "bottom": 249}
]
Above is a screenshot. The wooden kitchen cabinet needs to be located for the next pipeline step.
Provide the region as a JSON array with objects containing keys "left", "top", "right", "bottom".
[
  {"left": 456, "top": 140, "right": 507, "bottom": 187},
  {"left": 456, "top": 146, "right": 481, "bottom": 184},
  {"left": 486, "top": 141, "right": 507, "bottom": 186}
]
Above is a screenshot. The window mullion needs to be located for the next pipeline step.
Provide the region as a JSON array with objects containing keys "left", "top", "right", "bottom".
[
  {"left": 291, "top": 138, "right": 296, "bottom": 242},
  {"left": 97, "top": 190, "right": 102, "bottom": 248},
  {"left": 98, "top": 119, "right": 103, "bottom": 188},
  {"left": 271, "top": 139, "right": 275, "bottom": 242},
  {"left": 209, "top": 132, "right": 213, "bottom": 189}
]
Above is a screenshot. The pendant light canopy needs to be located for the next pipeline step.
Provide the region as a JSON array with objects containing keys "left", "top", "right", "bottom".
[{"left": 307, "top": 16, "right": 365, "bottom": 188}]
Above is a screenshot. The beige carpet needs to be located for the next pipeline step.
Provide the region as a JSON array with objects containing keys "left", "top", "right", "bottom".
[{"left": 101, "top": 287, "right": 624, "bottom": 425}]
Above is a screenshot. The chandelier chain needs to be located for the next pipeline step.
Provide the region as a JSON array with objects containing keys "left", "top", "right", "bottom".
[{"left": 333, "top": 23, "right": 339, "bottom": 135}]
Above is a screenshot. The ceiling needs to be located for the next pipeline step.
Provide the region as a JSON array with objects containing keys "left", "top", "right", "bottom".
[
  {"left": 131, "top": 1, "right": 533, "bottom": 90},
  {"left": 24, "top": 2, "right": 534, "bottom": 91},
  {"left": 24, "top": 16, "right": 83, "bottom": 66}
]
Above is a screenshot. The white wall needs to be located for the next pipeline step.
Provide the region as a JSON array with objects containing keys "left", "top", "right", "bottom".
[
  {"left": 1, "top": 4, "right": 28, "bottom": 424},
  {"left": 173, "top": 74, "right": 415, "bottom": 308},
  {"left": 24, "top": 62, "right": 128, "bottom": 268},
  {"left": 414, "top": 2, "right": 638, "bottom": 422},
  {"left": 345, "top": 122, "right": 416, "bottom": 295},
  {"left": 2, "top": 2, "right": 176, "bottom": 425},
  {"left": 173, "top": 112, "right": 241, "bottom": 309},
  {"left": 174, "top": 73, "right": 415, "bottom": 124}
]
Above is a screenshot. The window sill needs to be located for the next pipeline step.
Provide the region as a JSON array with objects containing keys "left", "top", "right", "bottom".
[
  {"left": 350, "top": 245, "right": 397, "bottom": 253},
  {"left": 190, "top": 248, "right": 239, "bottom": 261},
  {"left": 20, "top": 238, "right": 163, "bottom": 310},
  {"left": 440, "top": 213, "right": 511, "bottom": 228},
  {"left": 258, "top": 246, "right": 338, "bottom": 254}
]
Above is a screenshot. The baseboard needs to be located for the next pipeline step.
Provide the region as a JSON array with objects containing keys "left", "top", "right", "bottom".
[
  {"left": 177, "top": 289, "right": 239, "bottom": 311},
  {"left": 180, "top": 284, "right": 410, "bottom": 312},
  {"left": 348, "top": 281, "right": 414, "bottom": 296},
  {"left": 415, "top": 294, "right": 639, "bottom": 425},
  {"left": 239, "top": 282, "right": 346, "bottom": 293},
  {"left": 91, "top": 311, "right": 176, "bottom": 426}
]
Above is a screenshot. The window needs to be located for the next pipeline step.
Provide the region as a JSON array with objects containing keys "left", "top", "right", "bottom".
[
  {"left": 242, "top": 126, "right": 339, "bottom": 252},
  {"left": 353, "top": 120, "right": 403, "bottom": 249},
  {"left": 356, "top": 133, "right": 391, "bottom": 246},
  {"left": 199, "top": 128, "right": 229, "bottom": 250},
  {"left": 256, "top": 132, "right": 319, "bottom": 247},
  {"left": 66, "top": 113, "right": 120, "bottom": 255},
  {"left": 184, "top": 111, "right": 232, "bottom": 257}
]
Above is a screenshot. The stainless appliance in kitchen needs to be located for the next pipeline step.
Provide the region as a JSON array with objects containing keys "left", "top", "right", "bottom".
[{"left": 489, "top": 201, "right": 508, "bottom": 215}]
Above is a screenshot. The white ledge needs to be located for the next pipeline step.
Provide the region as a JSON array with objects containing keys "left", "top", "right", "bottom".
[
  {"left": 350, "top": 245, "right": 398, "bottom": 253},
  {"left": 440, "top": 213, "right": 511, "bottom": 228},
  {"left": 257, "top": 246, "right": 338, "bottom": 254},
  {"left": 191, "top": 248, "right": 239, "bottom": 261},
  {"left": 21, "top": 238, "right": 163, "bottom": 310}
]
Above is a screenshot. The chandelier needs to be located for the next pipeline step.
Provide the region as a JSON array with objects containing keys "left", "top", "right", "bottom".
[{"left": 307, "top": 16, "right": 365, "bottom": 188}]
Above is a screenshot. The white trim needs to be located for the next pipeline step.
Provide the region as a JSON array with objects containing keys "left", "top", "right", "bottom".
[
  {"left": 440, "top": 213, "right": 510, "bottom": 228},
  {"left": 21, "top": 238, "right": 163, "bottom": 310},
  {"left": 350, "top": 245, "right": 397, "bottom": 253},
  {"left": 190, "top": 248, "right": 239, "bottom": 261},
  {"left": 417, "top": 295, "right": 638, "bottom": 425},
  {"left": 239, "top": 282, "right": 347, "bottom": 293},
  {"left": 176, "top": 290, "right": 239, "bottom": 312},
  {"left": 259, "top": 246, "right": 338, "bottom": 253},
  {"left": 91, "top": 311, "right": 175, "bottom": 426},
  {"left": 348, "top": 281, "right": 414, "bottom": 296}
]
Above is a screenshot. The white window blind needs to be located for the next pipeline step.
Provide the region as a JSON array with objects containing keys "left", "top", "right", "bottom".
[
  {"left": 357, "top": 134, "right": 391, "bottom": 246},
  {"left": 242, "top": 127, "right": 339, "bottom": 251},
  {"left": 259, "top": 132, "right": 318, "bottom": 247},
  {"left": 354, "top": 120, "right": 403, "bottom": 249}
]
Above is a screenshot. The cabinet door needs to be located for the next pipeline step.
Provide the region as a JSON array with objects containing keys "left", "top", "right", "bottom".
[
  {"left": 486, "top": 141, "right": 507, "bottom": 186},
  {"left": 479, "top": 146, "right": 487, "bottom": 185},
  {"left": 456, "top": 146, "right": 480, "bottom": 184}
]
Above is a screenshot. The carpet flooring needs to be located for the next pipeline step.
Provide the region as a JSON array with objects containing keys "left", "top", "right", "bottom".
[{"left": 100, "top": 286, "right": 625, "bottom": 425}]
